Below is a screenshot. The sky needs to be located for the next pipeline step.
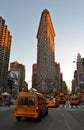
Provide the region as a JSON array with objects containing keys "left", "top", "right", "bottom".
[{"left": 0, "top": 0, "right": 84, "bottom": 90}]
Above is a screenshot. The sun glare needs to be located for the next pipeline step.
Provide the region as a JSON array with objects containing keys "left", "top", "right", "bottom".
[{"left": 66, "top": 82, "right": 72, "bottom": 93}]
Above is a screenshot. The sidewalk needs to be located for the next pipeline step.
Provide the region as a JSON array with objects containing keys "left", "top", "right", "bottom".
[{"left": 0, "top": 105, "right": 15, "bottom": 112}]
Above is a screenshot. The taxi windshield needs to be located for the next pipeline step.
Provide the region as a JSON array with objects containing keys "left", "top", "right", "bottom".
[{"left": 18, "top": 96, "right": 35, "bottom": 106}]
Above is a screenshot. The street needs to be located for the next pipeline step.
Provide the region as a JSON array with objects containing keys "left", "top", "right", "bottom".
[{"left": 0, "top": 104, "right": 84, "bottom": 130}]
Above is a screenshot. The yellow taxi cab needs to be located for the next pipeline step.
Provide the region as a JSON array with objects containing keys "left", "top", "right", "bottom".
[
  {"left": 46, "top": 98, "right": 58, "bottom": 108},
  {"left": 70, "top": 95, "right": 80, "bottom": 105},
  {"left": 56, "top": 93, "right": 66, "bottom": 104},
  {"left": 15, "top": 91, "right": 48, "bottom": 121}
]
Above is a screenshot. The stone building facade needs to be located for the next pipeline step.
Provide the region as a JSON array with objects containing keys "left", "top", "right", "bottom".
[
  {"left": 36, "top": 9, "right": 56, "bottom": 94},
  {"left": 0, "top": 16, "right": 12, "bottom": 92}
]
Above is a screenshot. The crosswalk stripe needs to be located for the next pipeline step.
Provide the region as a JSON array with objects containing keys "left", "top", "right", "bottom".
[
  {"left": 80, "top": 105, "right": 84, "bottom": 108},
  {"left": 77, "top": 105, "right": 81, "bottom": 109},
  {"left": 57, "top": 103, "right": 84, "bottom": 110}
]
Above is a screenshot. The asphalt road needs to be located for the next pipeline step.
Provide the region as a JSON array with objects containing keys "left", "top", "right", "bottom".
[{"left": 0, "top": 107, "right": 84, "bottom": 130}]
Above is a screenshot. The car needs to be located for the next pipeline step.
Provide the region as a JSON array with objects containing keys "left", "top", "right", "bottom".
[
  {"left": 46, "top": 99, "right": 58, "bottom": 108},
  {"left": 15, "top": 91, "right": 48, "bottom": 121},
  {"left": 56, "top": 93, "right": 66, "bottom": 104},
  {"left": 70, "top": 95, "right": 80, "bottom": 105}
]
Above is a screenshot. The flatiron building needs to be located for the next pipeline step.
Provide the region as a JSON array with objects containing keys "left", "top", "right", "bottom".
[{"left": 36, "top": 9, "right": 56, "bottom": 94}]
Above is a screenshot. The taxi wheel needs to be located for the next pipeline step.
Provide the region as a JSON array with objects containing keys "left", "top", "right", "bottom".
[
  {"left": 37, "top": 111, "right": 42, "bottom": 121},
  {"left": 16, "top": 116, "right": 21, "bottom": 121},
  {"left": 45, "top": 108, "right": 48, "bottom": 115}
]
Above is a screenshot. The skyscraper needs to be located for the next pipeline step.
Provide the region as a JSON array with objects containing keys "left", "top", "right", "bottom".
[
  {"left": 32, "top": 64, "right": 37, "bottom": 89},
  {"left": 36, "top": 9, "right": 56, "bottom": 94},
  {"left": 0, "top": 16, "right": 12, "bottom": 92},
  {"left": 10, "top": 61, "right": 25, "bottom": 91}
]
